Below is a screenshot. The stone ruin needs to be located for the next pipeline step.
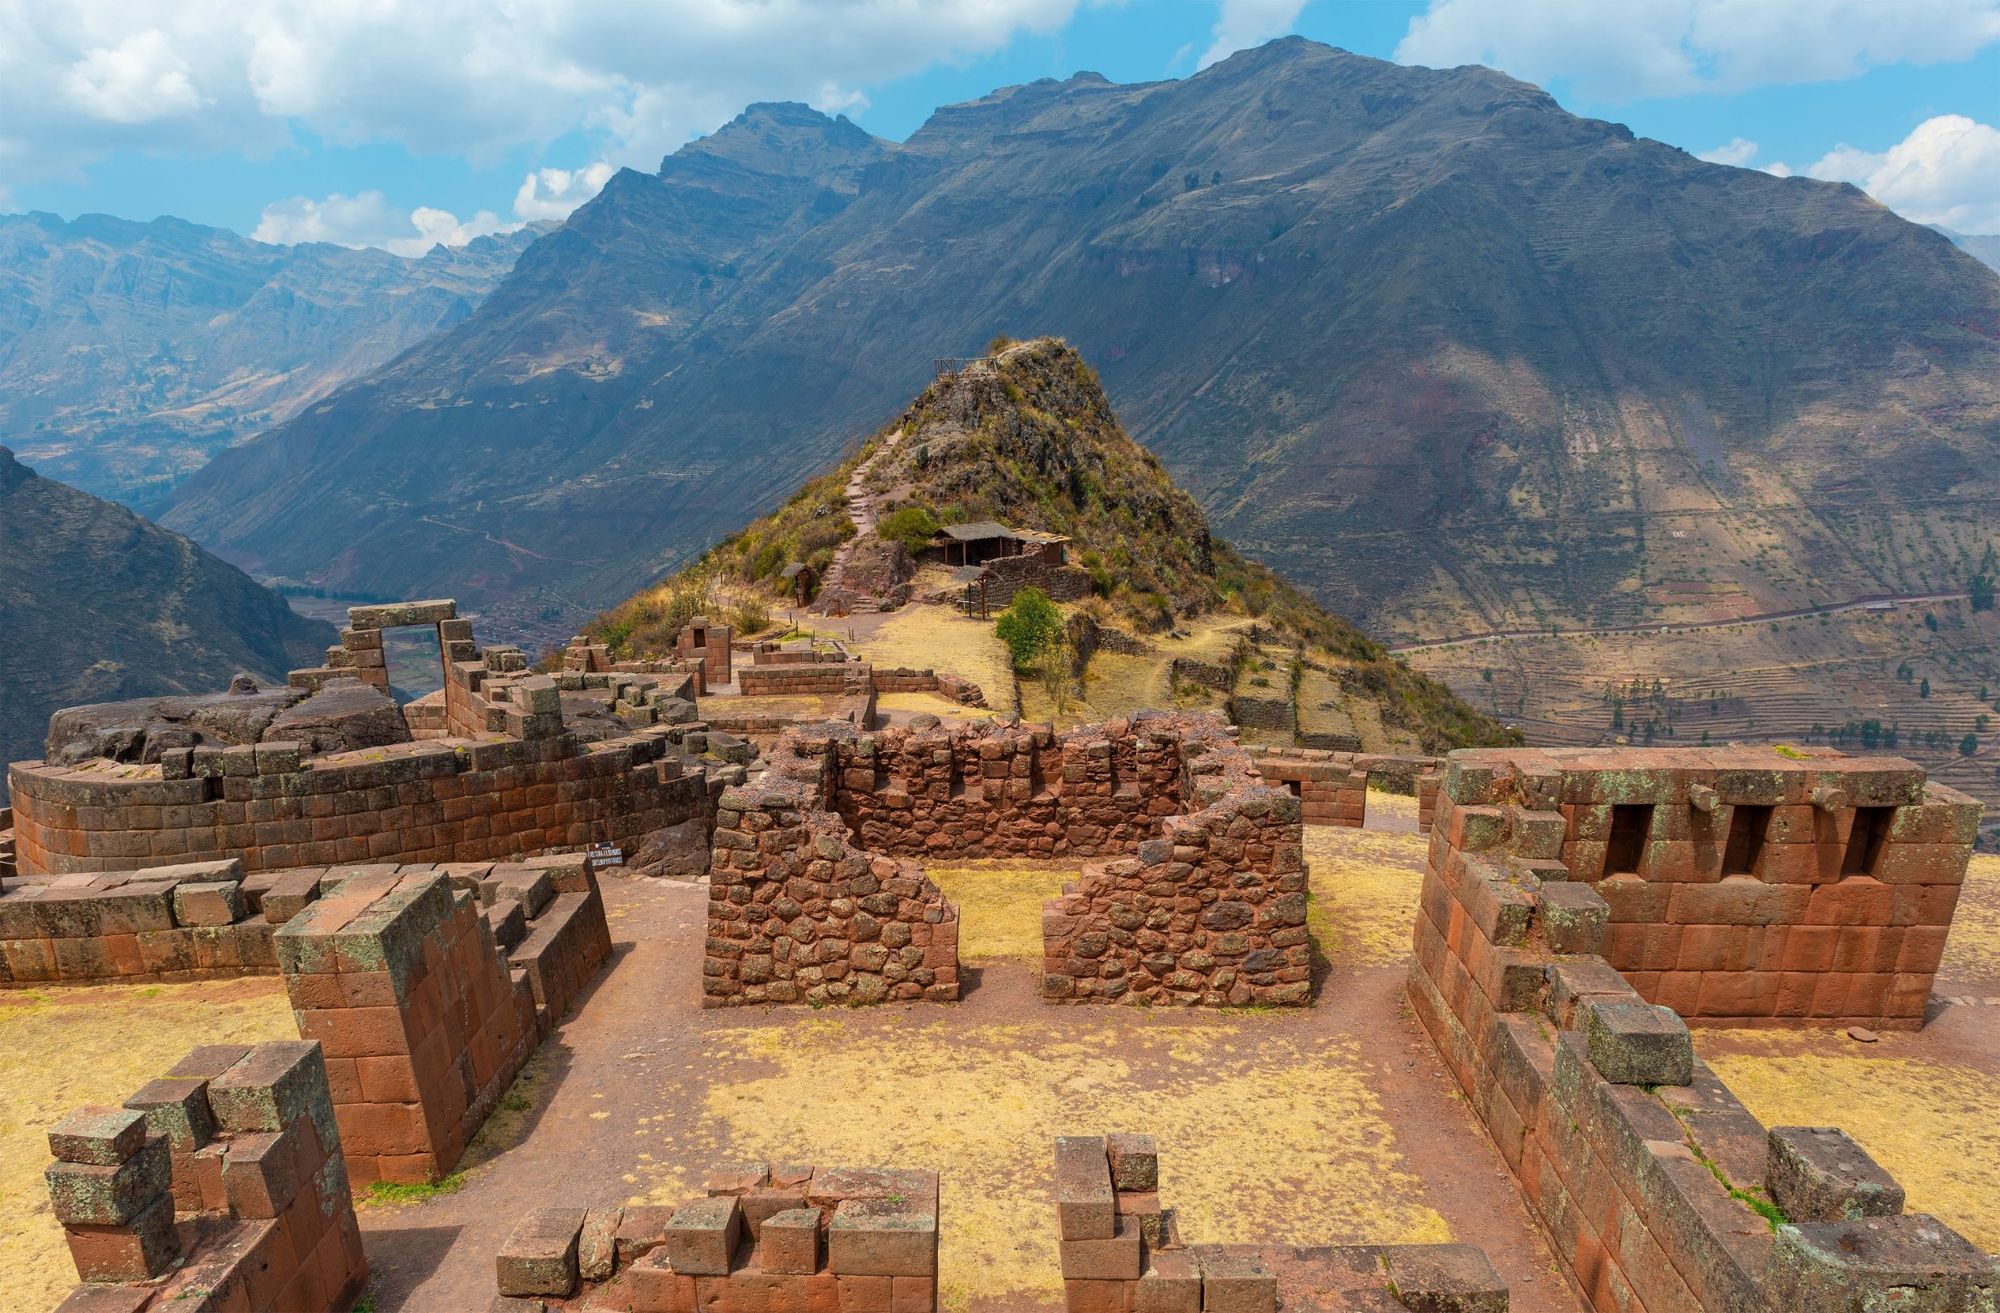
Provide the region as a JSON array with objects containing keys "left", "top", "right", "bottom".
[
  {"left": 480, "top": 1136, "right": 1511, "bottom": 1313},
  {"left": 46, "top": 1040, "right": 369, "bottom": 1313},
  {"left": 1242, "top": 744, "right": 1442, "bottom": 831},
  {"left": 7, "top": 599, "right": 725, "bottom": 881},
  {"left": 701, "top": 712, "right": 1315, "bottom": 1009},
  {"left": 491, "top": 1162, "right": 942, "bottom": 1311},
  {"left": 1410, "top": 745, "right": 1995, "bottom": 1312}
]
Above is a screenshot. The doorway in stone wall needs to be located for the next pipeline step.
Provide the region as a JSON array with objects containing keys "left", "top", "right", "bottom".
[
  {"left": 380, "top": 624, "right": 448, "bottom": 705},
  {"left": 1360, "top": 773, "right": 1421, "bottom": 834}
]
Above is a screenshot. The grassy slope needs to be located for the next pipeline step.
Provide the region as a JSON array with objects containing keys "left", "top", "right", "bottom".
[{"left": 589, "top": 339, "right": 1517, "bottom": 752}]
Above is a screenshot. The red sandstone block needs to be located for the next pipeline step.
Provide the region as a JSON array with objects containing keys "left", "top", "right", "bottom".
[
  {"left": 1694, "top": 971, "right": 1782, "bottom": 1019},
  {"left": 356, "top": 1055, "right": 422, "bottom": 1103},
  {"left": 1888, "top": 972, "right": 1933, "bottom": 1018},
  {"left": 296, "top": 1005, "right": 410, "bottom": 1060},
  {"left": 1653, "top": 972, "right": 1703, "bottom": 1018},
  {"left": 1898, "top": 925, "right": 1949, "bottom": 973},
  {"left": 336, "top": 1101, "right": 430, "bottom": 1158},
  {"left": 626, "top": 1250, "right": 696, "bottom": 1313},
  {"left": 1895, "top": 883, "right": 1964, "bottom": 927},
  {"left": 1677, "top": 924, "right": 1758, "bottom": 974},
  {"left": 1875, "top": 843, "right": 1971, "bottom": 886},
  {"left": 1806, "top": 878, "right": 1894, "bottom": 926}
]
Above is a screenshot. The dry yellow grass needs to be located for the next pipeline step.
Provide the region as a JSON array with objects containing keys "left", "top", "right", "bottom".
[
  {"left": 692, "top": 1018, "right": 1449, "bottom": 1309},
  {"left": 1023, "top": 614, "right": 1253, "bottom": 728},
  {"left": 875, "top": 692, "right": 1001, "bottom": 722},
  {"left": 927, "top": 863, "right": 1080, "bottom": 959},
  {"left": 847, "top": 604, "right": 1016, "bottom": 713},
  {"left": 0, "top": 979, "right": 294, "bottom": 1308},
  {"left": 1305, "top": 814, "right": 1429, "bottom": 967},
  {"left": 1698, "top": 1034, "right": 2000, "bottom": 1251},
  {"left": 1942, "top": 855, "right": 2000, "bottom": 982}
]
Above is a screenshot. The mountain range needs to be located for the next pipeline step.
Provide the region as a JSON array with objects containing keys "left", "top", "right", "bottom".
[
  {"left": 138, "top": 38, "right": 2000, "bottom": 654},
  {"left": 0, "top": 446, "right": 334, "bottom": 785},
  {"left": 0, "top": 212, "right": 546, "bottom": 508}
]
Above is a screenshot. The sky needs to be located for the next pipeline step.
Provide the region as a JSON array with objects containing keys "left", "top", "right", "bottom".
[{"left": 2, "top": 0, "right": 1996, "bottom": 257}]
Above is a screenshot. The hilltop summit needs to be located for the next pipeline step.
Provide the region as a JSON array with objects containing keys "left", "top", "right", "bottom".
[{"left": 589, "top": 338, "right": 1514, "bottom": 753}]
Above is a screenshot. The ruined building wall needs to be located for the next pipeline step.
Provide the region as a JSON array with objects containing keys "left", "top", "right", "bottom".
[
  {"left": 705, "top": 734, "right": 959, "bottom": 1007},
  {"left": 1041, "top": 727, "right": 1309, "bottom": 1006},
  {"left": 9, "top": 727, "right": 710, "bottom": 879},
  {"left": 832, "top": 718, "right": 1188, "bottom": 861},
  {"left": 1440, "top": 747, "right": 1978, "bottom": 1028},
  {"left": 47, "top": 1040, "right": 368, "bottom": 1313},
  {"left": 1243, "top": 746, "right": 1442, "bottom": 832},
  {"left": 492, "top": 1162, "right": 941, "bottom": 1311},
  {"left": 1052, "top": 1134, "right": 1506, "bottom": 1313},
  {"left": 1409, "top": 746, "right": 1997, "bottom": 1313},
  {"left": 276, "top": 859, "right": 608, "bottom": 1184}
]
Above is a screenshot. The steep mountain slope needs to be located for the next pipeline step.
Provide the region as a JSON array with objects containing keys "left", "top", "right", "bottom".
[
  {"left": 0, "top": 213, "right": 547, "bottom": 507},
  {"left": 591, "top": 338, "right": 1516, "bottom": 752},
  {"left": 0, "top": 447, "right": 334, "bottom": 783},
  {"left": 1938, "top": 228, "right": 2000, "bottom": 274},
  {"left": 165, "top": 40, "right": 2000, "bottom": 654}
]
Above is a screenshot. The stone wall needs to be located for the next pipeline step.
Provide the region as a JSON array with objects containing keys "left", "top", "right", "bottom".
[
  {"left": 1408, "top": 748, "right": 1998, "bottom": 1313},
  {"left": 1436, "top": 747, "right": 1979, "bottom": 1028},
  {"left": 1244, "top": 746, "right": 1442, "bottom": 831},
  {"left": 46, "top": 1040, "right": 368, "bottom": 1313},
  {"left": 831, "top": 717, "right": 1189, "bottom": 861},
  {"left": 871, "top": 667, "right": 987, "bottom": 706},
  {"left": 674, "top": 618, "right": 733, "bottom": 689},
  {"left": 1052, "top": 1134, "right": 1507, "bottom": 1312},
  {"left": 1041, "top": 728, "right": 1308, "bottom": 1006},
  {"left": 278, "top": 858, "right": 608, "bottom": 1184},
  {"left": 1, "top": 858, "right": 286, "bottom": 986},
  {"left": 737, "top": 661, "right": 873, "bottom": 697},
  {"left": 705, "top": 733, "right": 960, "bottom": 1007},
  {"left": 978, "top": 551, "right": 1092, "bottom": 607},
  {"left": 491, "top": 1162, "right": 940, "bottom": 1311},
  {"left": 9, "top": 726, "right": 712, "bottom": 879}
]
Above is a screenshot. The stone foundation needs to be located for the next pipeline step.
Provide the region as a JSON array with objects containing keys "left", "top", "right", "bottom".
[
  {"left": 47, "top": 1041, "right": 368, "bottom": 1313},
  {"left": 491, "top": 1162, "right": 940, "bottom": 1311},
  {"left": 1408, "top": 745, "right": 1996, "bottom": 1312}
]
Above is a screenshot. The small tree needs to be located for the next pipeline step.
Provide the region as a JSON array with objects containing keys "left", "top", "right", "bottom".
[
  {"left": 1961, "top": 733, "right": 1979, "bottom": 757},
  {"left": 1920, "top": 678, "right": 1931, "bottom": 698},
  {"left": 995, "top": 587, "right": 1063, "bottom": 670},
  {"left": 877, "top": 505, "right": 940, "bottom": 554}
]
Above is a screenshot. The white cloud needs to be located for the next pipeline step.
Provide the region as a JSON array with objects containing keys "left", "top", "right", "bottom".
[
  {"left": 513, "top": 163, "right": 616, "bottom": 223},
  {"left": 1698, "top": 137, "right": 1759, "bottom": 167},
  {"left": 252, "top": 191, "right": 507, "bottom": 257},
  {"left": 1791, "top": 115, "right": 2000, "bottom": 233},
  {"left": 1199, "top": 0, "right": 1308, "bottom": 69},
  {"left": 1394, "top": 0, "right": 2000, "bottom": 100},
  {"left": 60, "top": 29, "right": 205, "bottom": 123},
  {"left": 0, "top": 0, "right": 1079, "bottom": 196}
]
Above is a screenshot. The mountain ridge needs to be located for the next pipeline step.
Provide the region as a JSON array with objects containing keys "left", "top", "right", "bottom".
[
  {"left": 0, "top": 446, "right": 335, "bottom": 788},
  {"left": 159, "top": 38, "right": 2000, "bottom": 655},
  {"left": 0, "top": 212, "right": 550, "bottom": 507}
]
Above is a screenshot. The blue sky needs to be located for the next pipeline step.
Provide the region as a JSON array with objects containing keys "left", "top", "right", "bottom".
[{"left": 4, "top": 1, "right": 1996, "bottom": 254}]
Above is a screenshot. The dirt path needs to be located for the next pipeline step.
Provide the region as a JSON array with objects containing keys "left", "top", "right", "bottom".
[
  {"left": 354, "top": 869, "right": 1584, "bottom": 1313},
  {"left": 1392, "top": 590, "right": 1973, "bottom": 654},
  {"left": 814, "top": 427, "right": 903, "bottom": 604}
]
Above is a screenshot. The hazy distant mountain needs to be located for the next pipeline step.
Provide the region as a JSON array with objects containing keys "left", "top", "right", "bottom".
[
  {"left": 1933, "top": 226, "right": 2000, "bottom": 274},
  {"left": 0, "top": 213, "right": 549, "bottom": 508},
  {"left": 0, "top": 446, "right": 334, "bottom": 783},
  {"left": 163, "top": 39, "right": 2000, "bottom": 648}
]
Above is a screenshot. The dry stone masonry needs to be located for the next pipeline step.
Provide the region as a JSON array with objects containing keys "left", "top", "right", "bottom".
[
  {"left": 9, "top": 599, "right": 722, "bottom": 880},
  {"left": 1243, "top": 745, "right": 1442, "bottom": 831},
  {"left": 705, "top": 731, "right": 960, "bottom": 1006},
  {"left": 490, "top": 1161, "right": 940, "bottom": 1311},
  {"left": 47, "top": 1041, "right": 368, "bottom": 1313},
  {"left": 1435, "top": 746, "right": 1979, "bottom": 1028},
  {"left": 1042, "top": 726, "right": 1309, "bottom": 1006},
  {"left": 1054, "top": 1133, "right": 1509, "bottom": 1312},
  {"left": 1408, "top": 745, "right": 1995, "bottom": 1313}
]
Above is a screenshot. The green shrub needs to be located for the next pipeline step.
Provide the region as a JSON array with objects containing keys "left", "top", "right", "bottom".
[
  {"left": 730, "top": 595, "right": 772, "bottom": 635},
  {"left": 878, "top": 505, "right": 941, "bottom": 554},
  {"left": 995, "top": 587, "right": 1063, "bottom": 670},
  {"left": 748, "top": 539, "right": 787, "bottom": 581}
]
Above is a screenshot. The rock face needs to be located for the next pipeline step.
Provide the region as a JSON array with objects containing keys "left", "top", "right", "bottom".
[
  {"left": 44, "top": 688, "right": 302, "bottom": 766},
  {"left": 164, "top": 40, "right": 2000, "bottom": 648},
  {"left": 0, "top": 213, "right": 549, "bottom": 508},
  {"left": 263, "top": 681, "right": 412, "bottom": 756},
  {"left": 0, "top": 447, "right": 335, "bottom": 786}
]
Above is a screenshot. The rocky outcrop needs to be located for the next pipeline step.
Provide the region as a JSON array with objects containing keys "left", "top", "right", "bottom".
[
  {"left": 43, "top": 688, "right": 302, "bottom": 766},
  {"left": 264, "top": 681, "right": 412, "bottom": 756}
]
